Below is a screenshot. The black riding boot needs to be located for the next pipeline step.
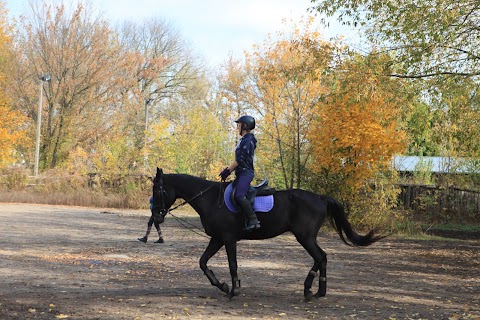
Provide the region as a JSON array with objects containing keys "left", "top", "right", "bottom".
[{"left": 237, "top": 197, "right": 260, "bottom": 230}]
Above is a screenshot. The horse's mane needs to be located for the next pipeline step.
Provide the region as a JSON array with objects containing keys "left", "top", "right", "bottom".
[{"left": 164, "top": 173, "right": 219, "bottom": 188}]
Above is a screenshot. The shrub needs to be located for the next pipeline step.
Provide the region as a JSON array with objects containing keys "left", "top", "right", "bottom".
[
  {"left": 0, "top": 167, "right": 29, "bottom": 191},
  {"left": 0, "top": 170, "right": 151, "bottom": 209}
]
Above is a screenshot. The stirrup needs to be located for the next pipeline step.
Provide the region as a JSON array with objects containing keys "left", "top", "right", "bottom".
[{"left": 245, "top": 222, "right": 261, "bottom": 231}]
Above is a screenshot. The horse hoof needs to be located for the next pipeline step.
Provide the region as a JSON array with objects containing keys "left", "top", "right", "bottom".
[
  {"left": 315, "top": 284, "right": 326, "bottom": 298},
  {"left": 314, "top": 292, "right": 326, "bottom": 299},
  {"left": 304, "top": 291, "right": 314, "bottom": 301},
  {"left": 229, "top": 288, "right": 240, "bottom": 298},
  {"left": 220, "top": 282, "right": 229, "bottom": 293}
]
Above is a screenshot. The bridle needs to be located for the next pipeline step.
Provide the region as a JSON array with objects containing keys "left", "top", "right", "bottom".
[
  {"left": 151, "top": 183, "right": 170, "bottom": 218},
  {"left": 151, "top": 182, "right": 218, "bottom": 219},
  {"left": 150, "top": 180, "right": 225, "bottom": 239}
]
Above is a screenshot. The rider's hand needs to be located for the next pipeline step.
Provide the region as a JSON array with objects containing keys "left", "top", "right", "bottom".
[{"left": 219, "top": 167, "right": 231, "bottom": 181}]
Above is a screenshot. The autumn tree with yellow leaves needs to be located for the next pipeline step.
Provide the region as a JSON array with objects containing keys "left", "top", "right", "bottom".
[
  {"left": 0, "top": 100, "right": 31, "bottom": 168},
  {"left": 308, "top": 52, "right": 409, "bottom": 227},
  {"left": 0, "top": 1, "right": 31, "bottom": 168},
  {"left": 310, "top": 53, "right": 408, "bottom": 189},
  {"left": 221, "top": 17, "right": 334, "bottom": 188},
  {"left": 220, "top": 18, "right": 409, "bottom": 226}
]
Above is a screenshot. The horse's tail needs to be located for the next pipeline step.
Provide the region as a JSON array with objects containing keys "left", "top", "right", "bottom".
[{"left": 325, "top": 196, "right": 385, "bottom": 247}]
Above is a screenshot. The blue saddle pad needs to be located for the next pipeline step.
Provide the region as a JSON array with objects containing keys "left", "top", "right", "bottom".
[{"left": 224, "top": 183, "right": 274, "bottom": 213}]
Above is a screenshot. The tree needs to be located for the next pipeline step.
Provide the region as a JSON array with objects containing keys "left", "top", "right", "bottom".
[
  {"left": 310, "top": 0, "right": 480, "bottom": 78},
  {"left": 220, "top": 17, "right": 334, "bottom": 188},
  {"left": 148, "top": 105, "right": 229, "bottom": 179},
  {"left": 311, "top": 0, "right": 480, "bottom": 194},
  {"left": 0, "top": 1, "right": 30, "bottom": 168},
  {"left": 405, "top": 100, "right": 439, "bottom": 156},
  {"left": 309, "top": 52, "right": 408, "bottom": 195},
  {"left": 116, "top": 18, "right": 203, "bottom": 158},
  {"left": 9, "top": 1, "right": 124, "bottom": 170},
  {"left": 0, "top": 0, "right": 12, "bottom": 95},
  {"left": 427, "top": 76, "right": 480, "bottom": 158},
  {"left": 403, "top": 76, "right": 480, "bottom": 159},
  {"left": 0, "top": 100, "right": 31, "bottom": 168}
]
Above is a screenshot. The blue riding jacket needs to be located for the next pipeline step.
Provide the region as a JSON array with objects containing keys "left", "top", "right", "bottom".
[{"left": 235, "top": 133, "right": 257, "bottom": 178}]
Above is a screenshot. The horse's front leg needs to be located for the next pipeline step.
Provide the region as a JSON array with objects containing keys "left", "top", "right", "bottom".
[
  {"left": 225, "top": 241, "right": 240, "bottom": 299},
  {"left": 199, "top": 238, "right": 229, "bottom": 294}
]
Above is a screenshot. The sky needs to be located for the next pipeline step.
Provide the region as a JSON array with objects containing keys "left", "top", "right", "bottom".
[{"left": 5, "top": 0, "right": 355, "bottom": 68}]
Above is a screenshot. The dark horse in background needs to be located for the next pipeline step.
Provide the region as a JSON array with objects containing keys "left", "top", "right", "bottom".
[{"left": 151, "top": 168, "right": 384, "bottom": 300}]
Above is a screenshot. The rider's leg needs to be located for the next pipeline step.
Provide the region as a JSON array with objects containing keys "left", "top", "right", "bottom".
[
  {"left": 234, "top": 175, "right": 260, "bottom": 230},
  {"left": 237, "top": 197, "right": 260, "bottom": 230}
]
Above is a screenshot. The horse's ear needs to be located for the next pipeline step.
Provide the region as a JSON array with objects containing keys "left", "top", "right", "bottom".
[{"left": 155, "top": 167, "right": 163, "bottom": 181}]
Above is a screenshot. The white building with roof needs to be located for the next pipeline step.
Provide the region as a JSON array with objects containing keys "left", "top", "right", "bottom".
[{"left": 393, "top": 156, "right": 479, "bottom": 174}]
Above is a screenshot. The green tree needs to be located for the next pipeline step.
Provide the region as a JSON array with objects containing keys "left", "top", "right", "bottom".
[
  {"left": 310, "top": 0, "right": 480, "bottom": 78},
  {"left": 405, "top": 100, "right": 439, "bottom": 156},
  {"left": 427, "top": 77, "right": 480, "bottom": 158}
]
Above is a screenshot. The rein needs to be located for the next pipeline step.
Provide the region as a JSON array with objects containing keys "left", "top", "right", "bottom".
[
  {"left": 167, "top": 211, "right": 210, "bottom": 239},
  {"left": 162, "top": 183, "right": 224, "bottom": 239},
  {"left": 167, "top": 184, "right": 216, "bottom": 213}
]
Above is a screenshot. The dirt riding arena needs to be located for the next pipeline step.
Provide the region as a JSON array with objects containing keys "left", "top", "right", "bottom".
[{"left": 0, "top": 203, "right": 478, "bottom": 319}]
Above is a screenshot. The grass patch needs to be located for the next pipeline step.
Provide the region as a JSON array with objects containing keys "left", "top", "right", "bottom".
[
  {"left": 420, "top": 223, "right": 480, "bottom": 240},
  {"left": 422, "top": 223, "right": 480, "bottom": 232},
  {"left": 393, "top": 233, "right": 460, "bottom": 241}
]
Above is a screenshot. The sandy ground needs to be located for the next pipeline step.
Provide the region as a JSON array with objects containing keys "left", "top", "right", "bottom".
[{"left": 0, "top": 203, "right": 479, "bottom": 319}]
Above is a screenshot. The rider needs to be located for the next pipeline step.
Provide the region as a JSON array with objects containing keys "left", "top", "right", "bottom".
[{"left": 219, "top": 115, "right": 260, "bottom": 230}]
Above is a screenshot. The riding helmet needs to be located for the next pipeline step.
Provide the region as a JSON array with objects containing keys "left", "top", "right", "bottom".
[{"left": 235, "top": 115, "right": 255, "bottom": 130}]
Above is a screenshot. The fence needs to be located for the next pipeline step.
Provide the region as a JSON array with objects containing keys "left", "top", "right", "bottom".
[{"left": 398, "top": 184, "right": 480, "bottom": 218}]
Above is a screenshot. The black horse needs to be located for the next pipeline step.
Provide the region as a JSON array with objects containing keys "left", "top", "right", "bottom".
[{"left": 151, "top": 168, "right": 383, "bottom": 300}]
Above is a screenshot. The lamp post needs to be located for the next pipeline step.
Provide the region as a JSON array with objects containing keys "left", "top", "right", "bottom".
[
  {"left": 34, "top": 74, "right": 51, "bottom": 177},
  {"left": 144, "top": 98, "right": 152, "bottom": 173}
]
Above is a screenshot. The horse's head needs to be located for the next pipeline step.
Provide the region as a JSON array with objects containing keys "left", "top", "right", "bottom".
[{"left": 151, "top": 168, "right": 175, "bottom": 224}]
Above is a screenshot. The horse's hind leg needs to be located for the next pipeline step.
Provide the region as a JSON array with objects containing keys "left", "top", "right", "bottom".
[
  {"left": 199, "top": 238, "right": 229, "bottom": 294},
  {"left": 296, "top": 237, "right": 327, "bottom": 300},
  {"left": 225, "top": 241, "right": 240, "bottom": 298},
  {"left": 314, "top": 253, "right": 327, "bottom": 298}
]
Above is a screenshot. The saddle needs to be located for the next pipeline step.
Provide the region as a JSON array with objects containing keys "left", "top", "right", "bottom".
[
  {"left": 245, "top": 179, "right": 275, "bottom": 202},
  {"left": 225, "top": 180, "right": 275, "bottom": 213}
]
